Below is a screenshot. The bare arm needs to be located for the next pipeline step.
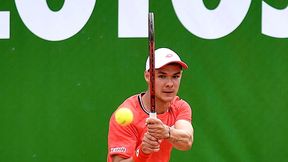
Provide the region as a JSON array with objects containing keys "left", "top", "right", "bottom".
[
  {"left": 146, "top": 118, "right": 194, "bottom": 150},
  {"left": 168, "top": 119, "right": 193, "bottom": 150},
  {"left": 112, "top": 156, "right": 133, "bottom": 162}
]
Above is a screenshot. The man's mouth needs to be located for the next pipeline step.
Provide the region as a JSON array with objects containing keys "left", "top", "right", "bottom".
[{"left": 162, "top": 91, "right": 174, "bottom": 94}]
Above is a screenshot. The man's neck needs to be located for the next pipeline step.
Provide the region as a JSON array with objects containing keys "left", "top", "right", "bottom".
[{"left": 142, "top": 91, "right": 170, "bottom": 114}]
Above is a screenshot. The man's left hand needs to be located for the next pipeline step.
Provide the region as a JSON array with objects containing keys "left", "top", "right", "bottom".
[{"left": 146, "top": 117, "right": 170, "bottom": 139}]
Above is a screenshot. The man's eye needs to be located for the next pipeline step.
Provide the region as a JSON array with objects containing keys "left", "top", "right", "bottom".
[
  {"left": 158, "top": 75, "right": 166, "bottom": 79},
  {"left": 173, "top": 75, "right": 180, "bottom": 79}
]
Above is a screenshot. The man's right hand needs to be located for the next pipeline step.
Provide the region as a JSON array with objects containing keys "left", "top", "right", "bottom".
[{"left": 141, "top": 132, "right": 161, "bottom": 154}]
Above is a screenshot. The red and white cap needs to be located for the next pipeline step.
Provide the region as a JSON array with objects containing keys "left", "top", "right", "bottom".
[{"left": 146, "top": 48, "right": 188, "bottom": 71}]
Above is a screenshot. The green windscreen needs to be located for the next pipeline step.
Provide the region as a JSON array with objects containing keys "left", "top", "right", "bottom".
[{"left": 1, "top": 1, "right": 288, "bottom": 161}]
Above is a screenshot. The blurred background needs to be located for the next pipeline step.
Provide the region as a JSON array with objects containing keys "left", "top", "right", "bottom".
[{"left": 1, "top": 0, "right": 288, "bottom": 161}]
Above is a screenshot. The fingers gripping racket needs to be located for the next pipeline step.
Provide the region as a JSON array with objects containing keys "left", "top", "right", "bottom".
[{"left": 148, "top": 12, "right": 156, "bottom": 119}]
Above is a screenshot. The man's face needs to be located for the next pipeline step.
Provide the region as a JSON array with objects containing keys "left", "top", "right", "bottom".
[{"left": 146, "top": 64, "right": 183, "bottom": 103}]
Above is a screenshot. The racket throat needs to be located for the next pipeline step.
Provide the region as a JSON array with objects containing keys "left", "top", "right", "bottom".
[{"left": 149, "top": 93, "right": 156, "bottom": 118}]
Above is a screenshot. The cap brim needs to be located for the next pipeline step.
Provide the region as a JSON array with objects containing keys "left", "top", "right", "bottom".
[{"left": 157, "top": 61, "right": 188, "bottom": 70}]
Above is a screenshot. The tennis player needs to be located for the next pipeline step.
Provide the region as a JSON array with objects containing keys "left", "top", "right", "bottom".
[{"left": 107, "top": 48, "right": 194, "bottom": 162}]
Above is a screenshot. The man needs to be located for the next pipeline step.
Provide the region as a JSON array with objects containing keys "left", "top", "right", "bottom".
[{"left": 107, "top": 48, "right": 194, "bottom": 162}]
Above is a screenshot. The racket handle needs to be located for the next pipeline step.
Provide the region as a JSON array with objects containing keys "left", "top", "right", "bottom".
[{"left": 149, "top": 112, "right": 157, "bottom": 118}]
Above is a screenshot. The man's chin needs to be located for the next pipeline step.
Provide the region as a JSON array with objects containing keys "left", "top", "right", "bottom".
[{"left": 161, "top": 94, "right": 176, "bottom": 102}]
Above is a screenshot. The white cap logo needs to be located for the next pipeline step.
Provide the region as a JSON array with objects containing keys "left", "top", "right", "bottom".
[{"left": 166, "top": 54, "right": 173, "bottom": 58}]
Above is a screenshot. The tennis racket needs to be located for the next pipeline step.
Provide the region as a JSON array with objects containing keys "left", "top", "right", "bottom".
[{"left": 148, "top": 12, "right": 156, "bottom": 118}]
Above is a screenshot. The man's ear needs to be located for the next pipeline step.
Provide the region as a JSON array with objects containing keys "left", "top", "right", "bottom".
[{"left": 144, "top": 71, "right": 150, "bottom": 83}]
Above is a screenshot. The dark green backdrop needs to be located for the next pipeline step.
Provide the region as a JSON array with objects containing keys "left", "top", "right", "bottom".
[{"left": 1, "top": 0, "right": 288, "bottom": 161}]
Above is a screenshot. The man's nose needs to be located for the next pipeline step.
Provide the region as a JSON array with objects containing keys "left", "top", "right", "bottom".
[{"left": 165, "top": 78, "right": 174, "bottom": 87}]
